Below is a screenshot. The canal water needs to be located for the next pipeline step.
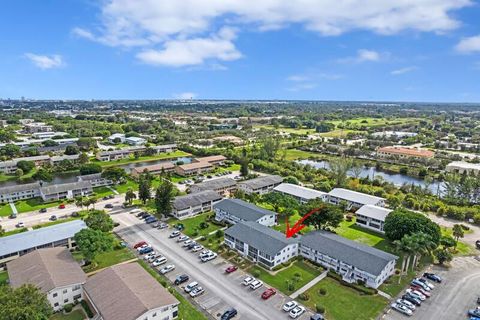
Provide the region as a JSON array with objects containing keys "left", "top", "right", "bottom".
[
  {"left": 296, "top": 159, "right": 444, "bottom": 195},
  {"left": 0, "top": 157, "right": 192, "bottom": 188}
]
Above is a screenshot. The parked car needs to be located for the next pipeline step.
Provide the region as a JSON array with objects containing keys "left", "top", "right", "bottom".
[
  {"left": 184, "top": 281, "right": 199, "bottom": 293},
  {"left": 199, "top": 250, "right": 212, "bottom": 259},
  {"left": 242, "top": 276, "right": 255, "bottom": 286},
  {"left": 49, "top": 215, "right": 57, "bottom": 221},
  {"left": 423, "top": 272, "right": 442, "bottom": 283},
  {"left": 249, "top": 280, "right": 263, "bottom": 290},
  {"left": 169, "top": 231, "right": 180, "bottom": 238},
  {"left": 192, "top": 245, "right": 203, "bottom": 252},
  {"left": 476, "top": 240, "right": 480, "bottom": 249},
  {"left": 152, "top": 256, "right": 167, "bottom": 266},
  {"left": 139, "top": 247, "right": 153, "bottom": 255},
  {"left": 410, "top": 285, "right": 431, "bottom": 297},
  {"left": 104, "top": 203, "right": 113, "bottom": 209},
  {"left": 201, "top": 252, "right": 217, "bottom": 262},
  {"left": 186, "top": 242, "right": 197, "bottom": 250},
  {"left": 9, "top": 213, "right": 17, "bottom": 219},
  {"left": 39, "top": 208, "right": 47, "bottom": 213},
  {"left": 406, "top": 289, "right": 426, "bottom": 301},
  {"left": 225, "top": 265, "right": 238, "bottom": 273},
  {"left": 283, "top": 301, "right": 298, "bottom": 312},
  {"left": 58, "top": 204, "right": 66, "bottom": 209},
  {"left": 417, "top": 278, "right": 435, "bottom": 289},
  {"left": 261, "top": 288, "right": 276, "bottom": 300},
  {"left": 160, "top": 264, "right": 175, "bottom": 274},
  {"left": 177, "top": 235, "right": 189, "bottom": 242},
  {"left": 190, "top": 286, "right": 205, "bottom": 297},
  {"left": 143, "top": 252, "right": 157, "bottom": 260},
  {"left": 310, "top": 314, "right": 324, "bottom": 320},
  {"left": 147, "top": 255, "right": 159, "bottom": 263},
  {"left": 220, "top": 308, "right": 237, "bottom": 320},
  {"left": 174, "top": 274, "right": 190, "bottom": 285},
  {"left": 130, "top": 209, "right": 142, "bottom": 215},
  {"left": 396, "top": 299, "right": 416, "bottom": 311},
  {"left": 15, "top": 222, "right": 25, "bottom": 228},
  {"left": 402, "top": 294, "right": 422, "bottom": 306},
  {"left": 145, "top": 217, "right": 158, "bottom": 224},
  {"left": 289, "top": 306, "right": 306, "bottom": 319},
  {"left": 468, "top": 309, "right": 480, "bottom": 317},
  {"left": 391, "top": 302, "right": 413, "bottom": 316},
  {"left": 183, "top": 240, "right": 194, "bottom": 247},
  {"left": 134, "top": 241, "right": 147, "bottom": 249},
  {"left": 412, "top": 279, "right": 431, "bottom": 291},
  {"left": 157, "top": 222, "right": 169, "bottom": 229}
]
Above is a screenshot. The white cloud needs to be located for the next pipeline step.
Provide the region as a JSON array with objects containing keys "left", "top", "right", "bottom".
[
  {"left": 173, "top": 92, "right": 197, "bottom": 99},
  {"left": 287, "top": 83, "right": 317, "bottom": 92},
  {"left": 24, "top": 53, "right": 65, "bottom": 69},
  {"left": 391, "top": 66, "right": 417, "bottom": 75},
  {"left": 338, "top": 49, "right": 383, "bottom": 63},
  {"left": 455, "top": 35, "right": 480, "bottom": 54},
  {"left": 136, "top": 28, "right": 241, "bottom": 67},
  {"left": 287, "top": 75, "right": 309, "bottom": 82},
  {"left": 74, "top": 0, "right": 470, "bottom": 67}
]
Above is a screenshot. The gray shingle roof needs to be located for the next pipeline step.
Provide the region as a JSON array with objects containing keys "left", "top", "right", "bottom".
[
  {"left": 213, "top": 199, "right": 276, "bottom": 222},
  {"left": 273, "top": 183, "right": 327, "bottom": 200},
  {"left": 0, "top": 182, "right": 41, "bottom": 195},
  {"left": 40, "top": 181, "right": 91, "bottom": 195},
  {"left": 238, "top": 175, "right": 283, "bottom": 190},
  {"left": 7, "top": 247, "right": 86, "bottom": 293},
  {"left": 0, "top": 220, "right": 87, "bottom": 257},
  {"left": 300, "top": 231, "right": 398, "bottom": 276},
  {"left": 225, "top": 221, "right": 296, "bottom": 256},
  {"left": 189, "top": 177, "right": 236, "bottom": 193},
  {"left": 328, "top": 188, "right": 385, "bottom": 205},
  {"left": 173, "top": 190, "right": 222, "bottom": 210}
]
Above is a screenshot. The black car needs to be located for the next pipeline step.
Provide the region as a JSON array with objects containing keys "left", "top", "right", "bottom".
[
  {"left": 476, "top": 240, "right": 480, "bottom": 249},
  {"left": 221, "top": 308, "right": 237, "bottom": 320},
  {"left": 310, "top": 314, "right": 325, "bottom": 320},
  {"left": 39, "top": 208, "right": 47, "bottom": 213},
  {"left": 104, "top": 203, "right": 113, "bottom": 209},
  {"left": 174, "top": 274, "right": 189, "bottom": 285},
  {"left": 71, "top": 211, "right": 79, "bottom": 217},
  {"left": 423, "top": 272, "right": 442, "bottom": 283},
  {"left": 49, "top": 215, "right": 57, "bottom": 221},
  {"left": 402, "top": 294, "right": 421, "bottom": 306}
]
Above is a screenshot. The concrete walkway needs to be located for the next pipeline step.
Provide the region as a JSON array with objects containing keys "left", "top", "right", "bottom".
[
  {"left": 108, "top": 186, "right": 119, "bottom": 195},
  {"left": 377, "top": 290, "right": 392, "bottom": 299},
  {"left": 193, "top": 226, "right": 228, "bottom": 241},
  {"left": 86, "top": 257, "right": 138, "bottom": 276},
  {"left": 290, "top": 270, "right": 328, "bottom": 299},
  {"left": 9, "top": 202, "right": 17, "bottom": 215}
]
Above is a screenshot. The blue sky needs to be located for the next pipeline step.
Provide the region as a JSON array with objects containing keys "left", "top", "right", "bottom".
[{"left": 1, "top": 0, "right": 480, "bottom": 102}]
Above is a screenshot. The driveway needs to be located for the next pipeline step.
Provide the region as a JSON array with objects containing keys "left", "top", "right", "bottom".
[
  {"left": 383, "top": 256, "right": 480, "bottom": 320},
  {"left": 112, "top": 210, "right": 313, "bottom": 320},
  {"left": 428, "top": 214, "right": 480, "bottom": 248}
]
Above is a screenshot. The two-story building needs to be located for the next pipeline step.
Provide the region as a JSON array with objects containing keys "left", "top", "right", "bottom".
[
  {"left": 0, "top": 182, "right": 41, "bottom": 203},
  {"left": 327, "top": 188, "right": 386, "bottom": 210},
  {"left": 355, "top": 205, "right": 392, "bottom": 233},
  {"left": 175, "top": 161, "right": 214, "bottom": 176},
  {"left": 224, "top": 221, "right": 298, "bottom": 269},
  {"left": 237, "top": 175, "right": 283, "bottom": 195},
  {"left": 214, "top": 198, "right": 276, "bottom": 226},
  {"left": 273, "top": 183, "right": 327, "bottom": 204},
  {"left": 39, "top": 181, "right": 93, "bottom": 202},
  {"left": 77, "top": 173, "right": 113, "bottom": 188},
  {"left": 299, "top": 231, "right": 397, "bottom": 288},
  {"left": 171, "top": 190, "right": 222, "bottom": 219},
  {"left": 131, "top": 162, "right": 175, "bottom": 178},
  {"left": 189, "top": 177, "right": 237, "bottom": 196},
  {"left": 7, "top": 248, "right": 87, "bottom": 311}
]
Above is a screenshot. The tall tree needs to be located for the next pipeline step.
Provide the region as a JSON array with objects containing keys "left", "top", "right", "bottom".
[
  {"left": 84, "top": 210, "right": 114, "bottom": 232},
  {"left": 78, "top": 152, "right": 89, "bottom": 164},
  {"left": 452, "top": 224, "right": 464, "bottom": 249},
  {"left": 300, "top": 201, "right": 344, "bottom": 230},
  {"left": 384, "top": 208, "right": 441, "bottom": 245},
  {"left": 0, "top": 284, "right": 52, "bottom": 320},
  {"left": 138, "top": 175, "right": 152, "bottom": 204},
  {"left": 125, "top": 188, "right": 136, "bottom": 205},
  {"left": 330, "top": 157, "right": 352, "bottom": 187},
  {"left": 74, "top": 229, "right": 113, "bottom": 264},
  {"left": 101, "top": 167, "right": 127, "bottom": 184},
  {"left": 155, "top": 181, "right": 174, "bottom": 217}
]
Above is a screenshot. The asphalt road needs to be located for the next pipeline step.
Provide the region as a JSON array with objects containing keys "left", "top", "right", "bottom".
[
  {"left": 112, "top": 210, "right": 313, "bottom": 320},
  {"left": 383, "top": 256, "right": 480, "bottom": 320}
]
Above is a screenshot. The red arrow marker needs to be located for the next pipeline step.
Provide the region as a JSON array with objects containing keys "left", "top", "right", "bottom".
[{"left": 285, "top": 207, "right": 322, "bottom": 238}]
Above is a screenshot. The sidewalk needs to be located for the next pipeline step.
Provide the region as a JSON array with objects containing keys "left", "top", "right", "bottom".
[{"left": 290, "top": 270, "right": 328, "bottom": 299}]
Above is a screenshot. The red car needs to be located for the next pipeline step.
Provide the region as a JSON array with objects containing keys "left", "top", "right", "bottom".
[
  {"left": 225, "top": 265, "right": 238, "bottom": 273},
  {"left": 261, "top": 288, "right": 276, "bottom": 300},
  {"left": 134, "top": 241, "right": 147, "bottom": 249},
  {"left": 58, "top": 204, "right": 66, "bottom": 209}
]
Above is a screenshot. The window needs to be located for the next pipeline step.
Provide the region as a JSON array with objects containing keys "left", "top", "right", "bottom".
[
  {"left": 63, "top": 289, "right": 68, "bottom": 294},
  {"left": 53, "top": 293, "right": 58, "bottom": 298},
  {"left": 64, "top": 299, "right": 69, "bottom": 303},
  {"left": 73, "top": 285, "right": 81, "bottom": 291},
  {"left": 152, "top": 312, "right": 157, "bottom": 317},
  {"left": 54, "top": 303, "right": 59, "bottom": 307}
]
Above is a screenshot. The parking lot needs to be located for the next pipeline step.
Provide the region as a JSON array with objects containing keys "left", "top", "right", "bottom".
[
  {"left": 112, "top": 210, "right": 313, "bottom": 320},
  {"left": 384, "top": 256, "right": 480, "bottom": 320}
]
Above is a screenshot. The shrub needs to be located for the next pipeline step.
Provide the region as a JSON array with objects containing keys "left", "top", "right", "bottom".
[
  {"left": 199, "top": 222, "right": 209, "bottom": 229},
  {"left": 80, "top": 300, "right": 94, "bottom": 318},
  {"left": 298, "top": 292, "right": 310, "bottom": 301},
  {"left": 63, "top": 304, "right": 73, "bottom": 313},
  {"left": 252, "top": 270, "right": 261, "bottom": 278},
  {"left": 315, "top": 304, "right": 325, "bottom": 314},
  {"left": 318, "top": 288, "right": 327, "bottom": 296},
  {"left": 287, "top": 282, "right": 295, "bottom": 291}
]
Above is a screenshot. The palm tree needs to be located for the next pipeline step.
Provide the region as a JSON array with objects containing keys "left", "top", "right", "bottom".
[
  {"left": 393, "top": 236, "right": 415, "bottom": 283},
  {"left": 125, "top": 188, "right": 136, "bottom": 205},
  {"left": 409, "top": 232, "right": 436, "bottom": 269},
  {"left": 75, "top": 197, "right": 84, "bottom": 211}
]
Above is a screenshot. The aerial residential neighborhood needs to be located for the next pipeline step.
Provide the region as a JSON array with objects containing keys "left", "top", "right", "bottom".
[{"left": 2, "top": 1, "right": 480, "bottom": 320}]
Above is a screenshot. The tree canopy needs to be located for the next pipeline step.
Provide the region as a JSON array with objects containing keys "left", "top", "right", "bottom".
[
  {"left": 299, "top": 200, "right": 344, "bottom": 230},
  {"left": 0, "top": 284, "right": 52, "bottom": 320},
  {"left": 384, "top": 208, "right": 441, "bottom": 244},
  {"left": 74, "top": 228, "right": 114, "bottom": 263},
  {"left": 84, "top": 210, "right": 114, "bottom": 232}
]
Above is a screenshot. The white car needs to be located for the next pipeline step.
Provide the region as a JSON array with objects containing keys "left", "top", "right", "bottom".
[
  {"left": 199, "top": 250, "right": 213, "bottom": 259},
  {"left": 177, "top": 235, "right": 189, "bottom": 242},
  {"left": 283, "top": 301, "right": 298, "bottom": 312},
  {"left": 136, "top": 244, "right": 150, "bottom": 252},
  {"left": 192, "top": 245, "right": 203, "bottom": 252},
  {"left": 391, "top": 302, "right": 413, "bottom": 316},
  {"left": 396, "top": 299, "right": 415, "bottom": 311},
  {"left": 289, "top": 306, "right": 305, "bottom": 319},
  {"left": 147, "top": 254, "right": 160, "bottom": 263},
  {"left": 242, "top": 276, "right": 255, "bottom": 286},
  {"left": 201, "top": 252, "right": 217, "bottom": 262},
  {"left": 249, "top": 280, "right": 263, "bottom": 290},
  {"left": 143, "top": 252, "right": 157, "bottom": 260},
  {"left": 184, "top": 281, "right": 199, "bottom": 293},
  {"left": 160, "top": 264, "right": 175, "bottom": 274},
  {"left": 152, "top": 257, "right": 167, "bottom": 266},
  {"left": 130, "top": 209, "right": 142, "bottom": 215},
  {"left": 190, "top": 286, "right": 205, "bottom": 297},
  {"left": 183, "top": 240, "right": 194, "bottom": 247}
]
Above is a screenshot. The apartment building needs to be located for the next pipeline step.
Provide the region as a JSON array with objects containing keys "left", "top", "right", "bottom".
[
  {"left": 39, "top": 181, "right": 93, "bottom": 202},
  {"left": 446, "top": 161, "right": 480, "bottom": 176},
  {"left": 237, "top": 175, "right": 283, "bottom": 195},
  {"left": 84, "top": 263, "right": 179, "bottom": 320},
  {"left": 171, "top": 190, "right": 222, "bottom": 219},
  {"left": 50, "top": 154, "right": 80, "bottom": 165},
  {"left": 131, "top": 162, "right": 175, "bottom": 178},
  {"left": 0, "top": 182, "right": 41, "bottom": 203},
  {"left": 24, "top": 122, "right": 53, "bottom": 133},
  {"left": 224, "top": 221, "right": 298, "bottom": 269},
  {"left": 193, "top": 155, "right": 227, "bottom": 166},
  {"left": 96, "top": 147, "right": 145, "bottom": 161},
  {"left": 77, "top": 173, "right": 113, "bottom": 187},
  {"left": 273, "top": 183, "right": 327, "bottom": 204},
  {"left": 327, "top": 188, "right": 386, "bottom": 210},
  {"left": 175, "top": 161, "right": 214, "bottom": 176},
  {"left": 125, "top": 136, "right": 147, "bottom": 146},
  {"left": 214, "top": 198, "right": 276, "bottom": 226},
  {"left": 189, "top": 177, "right": 237, "bottom": 196},
  {"left": 0, "top": 220, "right": 87, "bottom": 268},
  {"left": 0, "top": 154, "right": 78, "bottom": 174},
  {"left": 376, "top": 146, "right": 435, "bottom": 159},
  {"left": 299, "top": 231, "right": 397, "bottom": 288},
  {"left": 355, "top": 205, "right": 392, "bottom": 233},
  {"left": 7, "top": 248, "right": 87, "bottom": 311}
]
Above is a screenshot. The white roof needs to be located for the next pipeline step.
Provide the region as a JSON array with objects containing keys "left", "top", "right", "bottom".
[
  {"left": 273, "top": 183, "right": 326, "bottom": 200},
  {"left": 125, "top": 137, "right": 146, "bottom": 142},
  {"left": 446, "top": 161, "right": 480, "bottom": 170},
  {"left": 355, "top": 205, "right": 392, "bottom": 221},
  {"left": 328, "top": 188, "right": 385, "bottom": 205}
]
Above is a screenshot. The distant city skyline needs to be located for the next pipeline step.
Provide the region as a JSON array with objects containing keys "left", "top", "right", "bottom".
[{"left": 1, "top": 1, "right": 479, "bottom": 102}]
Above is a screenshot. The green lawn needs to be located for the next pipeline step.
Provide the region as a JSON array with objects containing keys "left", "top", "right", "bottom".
[
  {"left": 304, "top": 277, "right": 388, "bottom": 320},
  {"left": 335, "top": 219, "right": 387, "bottom": 247},
  {"left": 114, "top": 179, "right": 138, "bottom": 194},
  {"left": 1, "top": 227, "right": 28, "bottom": 237},
  {"left": 0, "top": 271, "right": 9, "bottom": 285},
  {"left": 283, "top": 149, "right": 322, "bottom": 161},
  {"left": 73, "top": 247, "right": 135, "bottom": 273},
  {"left": 93, "top": 186, "right": 115, "bottom": 198},
  {"left": 251, "top": 260, "right": 322, "bottom": 295},
  {"left": 0, "top": 203, "right": 12, "bottom": 216},
  {"left": 168, "top": 212, "right": 221, "bottom": 237},
  {"left": 49, "top": 310, "right": 85, "bottom": 320},
  {"left": 197, "top": 232, "right": 224, "bottom": 252},
  {"left": 138, "top": 260, "right": 209, "bottom": 320},
  {"left": 32, "top": 217, "right": 79, "bottom": 229},
  {"left": 15, "top": 197, "right": 63, "bottom": 214},
  {"left": 95, "top": 150, "right": 191, "bottom": 168},
  {"left": 441, "top": 226, "right": 476, "bottom": 256}
]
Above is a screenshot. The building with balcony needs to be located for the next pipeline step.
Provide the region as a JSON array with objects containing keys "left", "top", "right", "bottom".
[
  {"left": 171, "top": 190, "right": 222, "bottom": 219},
  {"left": 214, "top": 199, "right": 276, "bottom": 227},
  {"left": 327, "top": 188, "right": 386, "bottom": 210},
  {"left": 237, "top": 175, "right": 283, "bottom": 195},
  {"left": 355, "top": 205, "right": 392, "bottom": 233},
  {"left": 273, "top": 183, "right": 327, "bottom": 204}
]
